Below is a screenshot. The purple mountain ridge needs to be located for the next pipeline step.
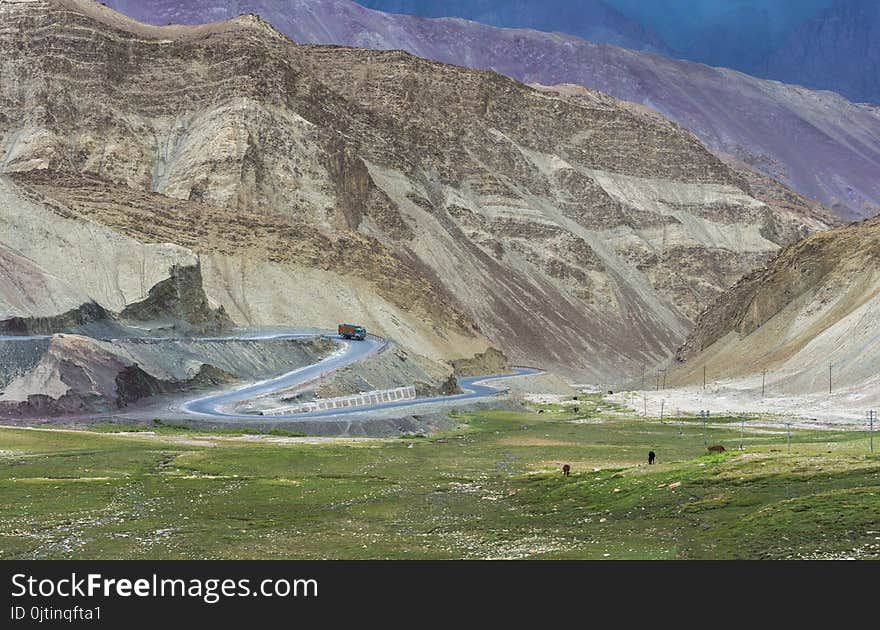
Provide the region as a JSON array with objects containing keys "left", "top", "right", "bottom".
[
  {"left": 355, "top": 0, "right": 673, "bottom": 55},
  {"left": 762, "top": 0, "right": 880, "bottom": 106},
  {"left": 102, "top": 0, "right": 880, "bottom": 220}
]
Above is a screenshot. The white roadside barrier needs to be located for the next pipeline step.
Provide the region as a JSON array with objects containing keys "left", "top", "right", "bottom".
[{"left": 259, "top": 385, "right": 417, "bottom": 416}]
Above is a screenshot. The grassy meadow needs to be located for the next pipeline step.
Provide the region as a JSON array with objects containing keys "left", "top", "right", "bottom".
[{"left": 1, "top": 396, "right": 878, "bottom": 559}]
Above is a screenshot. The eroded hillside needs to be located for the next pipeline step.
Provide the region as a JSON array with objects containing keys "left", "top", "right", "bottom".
[
  {"left": 99, "top": 0, "right": 880, "bottom": 220},
  {"left": 0, "top": 0, "right": 836, "bottom": 380},
  {"left": 674, "top": 217, "right": 880, "bottom": 399}
]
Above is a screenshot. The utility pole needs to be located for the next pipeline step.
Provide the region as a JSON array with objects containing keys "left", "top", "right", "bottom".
[
  {"left": 761, "top": 370, "right": 766, "bottom": 398},
  {"left": 869, "top": 410, "right": 876, "bottom": 454},
  {"left": 740, "top": 415, "right": 745, "bottom": 451},
  {"left": 786, "top": 423, "right": 791, "bottom": 454},
  {"left": 660, "top": 400, "right": 665, "bottom": 424},
  {"left": 655, "top": 368, "right": 667, "bottom": 391},
  {"left": 643, "top": 395, "right": 647, "bottom": 417},
  {"left": 641, "top": 365, "right": 645, "bottom": 389},
  {"left": 703, "top": 365, "right": 707, "bottom": 391},
  {"left": 829, "top": 362, "right": 832, "bottom": 395}
]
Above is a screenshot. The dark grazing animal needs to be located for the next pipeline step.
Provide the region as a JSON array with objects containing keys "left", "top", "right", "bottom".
[
  {"left": 707, "top": 445, "right": 726, "bottom": 454},
  {"left": 562, "top": 464, "right": 571, "bottom": 476},
  {"left": 648, "top": 451, "right": 656, "bottom": 465}
]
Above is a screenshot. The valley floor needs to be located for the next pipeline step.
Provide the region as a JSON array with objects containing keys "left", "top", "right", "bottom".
[
  {"left": 617, "top": 377, "right": 880, "bottom": 428},
  {"left": 0, "top": 397, "right": 878, "bottom": 560}
]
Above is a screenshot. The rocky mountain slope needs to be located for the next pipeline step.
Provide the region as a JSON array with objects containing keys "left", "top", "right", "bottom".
[
  {"left": 607, "top": 0, "right": 835, "bottom": 74},
  {"left": 367, "top": 0, "right": 835, "bottom": 75},
  {"left": 762, "top": 0, "right": 880, "bottom": 105},
  {"left": 99, "top": 0, "right": 880, "bottom": 220},
  {"left": 0, "top": 334, "right": 335, "bottom": 417},
  {"left": 0, "top": 0, "right": 835, "bottom": 382},
  {"left": 356, "top": 0, "right": 672, "bottom": 54},
  {"left": 0, "top": 174, "right": 232, "bottom": 335},
  {"left": 0, "top": 244, "right": 102, "bottom": 332},
  {"left": 674, "top": 217, "right": 880, "bottom": 400}
]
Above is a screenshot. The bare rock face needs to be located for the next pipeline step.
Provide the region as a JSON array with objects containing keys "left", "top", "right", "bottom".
[
  {"left": 98, "top": 0, "right": 880, "bottom": 221},
  {"left": 0, "top": 0, "right": 838, "bottom": 381},
  {"left": 0, "top": 175, "right": 230, "bottom": 336},
  {"left": 0, "top": 244, "right": 110, "bottom": 334},
  {"left": 0, "top": 334, "right": 337, "bottom": 418},
  {"left": 0, "top": 335, "right": 170, "bottom": 417},
  {"left": 311, "top": 343, "right": 459, "bottom": 401},
  {"left": 0, "top": 174, "right": 202, "bottom": 316},
  {"left": 0, "top": 301, "right": 109, "bottom": 336},
  {"left": 119, "top": 263, "right": 232, "bottom": 334},
  {"left": 673, "top": 216, "right": 880, "bottom": 395},
  {"left": 451, "top": 348, "right": 509, "bottom": 378},
  {"left": 762, "top": 0, "right": 880, "bottom": 106}
]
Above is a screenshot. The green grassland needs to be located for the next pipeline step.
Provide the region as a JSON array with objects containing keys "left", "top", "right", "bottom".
[{"left": 1, "top": 400, "right": 878, "bottom": 559}]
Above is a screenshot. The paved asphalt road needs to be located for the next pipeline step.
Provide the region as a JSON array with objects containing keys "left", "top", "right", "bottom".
[
  {"left": 280, "top": 367, "right": 542, "bottom": 420},
  {"left": 179, "top": 333, "right": 541, "bottom": 420},
  {"left": 1, "top": 330, "right": 540, "bottom": 420},
  {"left": 179, "top": 333, "right": 385, "bottom": 418}
]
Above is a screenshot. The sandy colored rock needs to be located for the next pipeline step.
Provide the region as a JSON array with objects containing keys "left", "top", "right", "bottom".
[
  {"left": 451, "top": 347, "right": 509, "bottom": 377},
  {"left": 672, "top": 216, "right": 880, "bottom": 412},
  {"left": 0, "top": 0, "right": 837, "bottom": 381}
]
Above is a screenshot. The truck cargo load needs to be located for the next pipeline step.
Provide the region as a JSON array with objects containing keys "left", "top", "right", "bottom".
[{"left": 338, "top": 323, "right": 367, "bottom": 340}]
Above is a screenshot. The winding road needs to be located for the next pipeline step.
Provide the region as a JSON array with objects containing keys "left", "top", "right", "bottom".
[
  {"left": 179, "top": 332, "right": 385, "bottom": 419},
  {"left": 177, "top": 331, "right": 540, "bottom": 420},
  {"left": 1, "top": 330, "right": 540, "bottom": 421}
]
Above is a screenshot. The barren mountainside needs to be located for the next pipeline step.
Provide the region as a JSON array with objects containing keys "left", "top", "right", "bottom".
[
  {"left": 0, "top": 333, "right": 335, "bottom": 417},
  {"left": 762, "top": 0, "right": 880, "bottom": 105},
  {"left": 351, "top": 0, "right": 674, "bottom": 54},
  {"left": 674, "top": 217, "right": 880, "bottom": 399},
  {"left": 0, "top": 0, "right": 836, "bottom": 381},
  {"left": 99, "top": 0, "right": 880, "bottom": 220}
]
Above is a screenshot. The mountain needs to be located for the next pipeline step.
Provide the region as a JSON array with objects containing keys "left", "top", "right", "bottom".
[
  {"left": 355, "top": 0, "right": 672, "bottom": 54},
  {"left": 607, "top": 0, "right": 835, "bottom": 74},
  {"left": 0, "top": 0, "right": 834, "bottom": 382},
  {"left": 674, "top": 216, "right": 880, "bottom": 407},
  {"left": 762, "top": 0, "right": 880, "bottom": 105},
  {"left": 0, "top": 331, "right": 333, "bottom": 418},
  {"left": 681, "top": 4, "right": 778, "bottom": 73},
  {"left": 363, "top": 0, "right": 841, "bottom": 76},
  {"left": 99, "top": 0, "right": 880, "bottom": 221}
]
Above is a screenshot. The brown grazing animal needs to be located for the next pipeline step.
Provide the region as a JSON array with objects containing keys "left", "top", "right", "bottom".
[
  {"left": 707, "top": 445, "right": 726, "bottom": 453},
  {"left": 562, "top": 464, "right": 571, "bottom": 476}
]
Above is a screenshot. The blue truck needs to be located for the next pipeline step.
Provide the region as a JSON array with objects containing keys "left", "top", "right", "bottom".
[{"left": 338, "top": 323, "right": 367, "bottom": 341}]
